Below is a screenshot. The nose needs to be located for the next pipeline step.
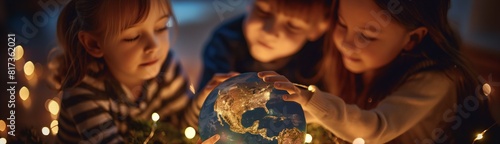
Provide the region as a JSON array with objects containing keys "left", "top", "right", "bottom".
[
  {"left": 262, "top": 18, "right": 280, "bottom": 38},
  {"left": 143, "top": 33, "right": 159, "bottom": 54},
  {"left": 340, "top": 32, "right": 357, "bottom": 52}
]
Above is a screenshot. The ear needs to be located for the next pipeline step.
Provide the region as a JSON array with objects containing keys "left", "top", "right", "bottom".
[
  {"left": 307, "top": 21, "right": 329, "bottom": 41},
  {"left": 403, "top": 27, "right": 428, "bottom": 51},
  {"left": 78, "top": 31, "right": 104, "bottom": 58}
]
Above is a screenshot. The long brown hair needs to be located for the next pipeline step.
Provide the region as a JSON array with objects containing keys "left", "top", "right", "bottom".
[
  {"left": 322, "top": 0, "right": 480, "bottom": 109},
  {"left": 55, "top": 0, "right": 176, "bottom": 90}
]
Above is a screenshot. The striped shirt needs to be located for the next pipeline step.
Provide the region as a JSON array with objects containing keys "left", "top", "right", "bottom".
[{"left": 56, "top": 51, "right": 200, "bottom": 143}]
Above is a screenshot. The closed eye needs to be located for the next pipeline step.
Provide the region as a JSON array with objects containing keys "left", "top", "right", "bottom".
[
  {"left": 156, "top": 26, "right": 168, "bottom": 32},
  {"left": 360, "top": 33, "right": 377, "bottom": 41},
  {"left": 287, "top": 23, "right": 303, "bottom": 32},
  {"left": 124, "top": 35, "right": 139, "bottom": 42}
]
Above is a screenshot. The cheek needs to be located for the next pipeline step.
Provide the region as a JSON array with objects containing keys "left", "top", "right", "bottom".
[
  {"left": 360, "top": 42, "right": 402, "bottom": 69},
  {"left": 279, "top": 36, "right": 306, "bottom": 53},
  {"left": 243, "top": 18, "right": 263, "bottom": 44},
  {"left": 103, "top": 44, "right": 141, "bottom": 66},
  {"left": 158, "top": 33, "right": 170, "bottom": 53}
]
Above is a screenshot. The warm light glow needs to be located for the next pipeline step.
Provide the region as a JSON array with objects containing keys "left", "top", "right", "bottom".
[
  {"left": 24, "top": 61, "right": 35, "bottom": 76},
  {"left": 353, "top": 138, "right": 365, "bottom": 144},
  {"left": 483, "top": 83, "right": 491, "bottom": 96},
  {"left": 308, "top": 85, "right": 316, "bottom": 92},
  {"left": 20, "top": 86, "right": 30, "bottom": 101},
  {"left": 0, "top": 138, "right": 6, "bottom": 144},
  {"left": 475, "top": 133, "right": 484, "bottom": 140},
  {"left": 50, "top": 120, "right": 59, "bottom": 135},
  {"left": 190, "top": 84, "right": 196, "bottom": 94},
  {"left": 0, "top": 120, "right": 5, "bottom": 132},
  {"left": 0, "top": 120, "right": 7, "bottom": 132},
  {"left": 15, "top": 45, "right": 24, "bottom": 60},
  {"left": 48, "top": 100, "right": 60, "bottom": 115},
  {"left": 184, "top": 127, "right": 196, "bottom": 139},
  {"left": 42, "top": 127, "right": 50, "bottom": 136},
  {"left": 152, "top": 112, "right": 160, "bottom": 122},
  {"left": 304, "top": 134, "right": 312, "bottom": 143}
]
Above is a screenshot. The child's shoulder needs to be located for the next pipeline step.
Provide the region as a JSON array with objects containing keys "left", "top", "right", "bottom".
[{"left": 61, "top": 76, "right": 108, "bottom": 102}]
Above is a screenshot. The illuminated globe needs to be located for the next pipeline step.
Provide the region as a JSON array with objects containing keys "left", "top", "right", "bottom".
[{"left": 199, "top": 72, "right": 306, "bottom": 144}]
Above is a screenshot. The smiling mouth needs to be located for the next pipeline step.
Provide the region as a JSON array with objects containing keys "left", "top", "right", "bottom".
[
  {"left": 343, "top": 55, "right": 361, "bottom": 62},
  {"left": 140, "top": 59, "right": 159, "bottom": 66},
  {"left": 257, "top": 41, "right": 273, "bottom": 49}
]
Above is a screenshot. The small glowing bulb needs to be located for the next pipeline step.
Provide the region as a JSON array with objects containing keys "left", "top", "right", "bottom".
[
  {"left": 0, "top": 120, "right": 5, "bottom": 132},
  {"left": 483, "top": 83, "right": 491, "bottom": 96},
  {"left": 304, "top": 134, "right": 313, "bottom": 143},
  {"left": 20, "top": 86, "right": 30, "bottom": 101},
  {"left": 0, "top": 138, "right": 6, "bottom": 144},
  {"left": 475, "top": 133, "right": 484, "bottom": 140},
  {"left": 151, "top": 112, "right": 160, "bottom": 122},
  {"left": 184, "top": 127, "right": 196, "bottom": 139},
  {"left": 51, "top": 120, "right": 59, "bottom": 135},
  {"left": 307, "top": 85, "right": 316, "bottom": 92},
  {"left": 353, "top": 138, "right": 365, "bottom": 144},
  {"left": 15, "top": 45, "right": 24, "bottom": 60},
  {"left": 48, "top": 100, "right": 60, "bottom": 115},
  {"left": 24, "top": 61, "right": 35, "bottom": 76},
  {"left": 42, "top": 127, "right": 50, "bottom": 136}
]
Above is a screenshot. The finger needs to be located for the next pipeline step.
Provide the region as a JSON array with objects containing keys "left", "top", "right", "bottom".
[
  {"left": 213, "top": 73, "right": 237, "bottom": 82},
  {"left": 228, "top": 71, "right": 240, "bottom": 76},
  {"left": 201, "top": 134, "right": 220, "bottom": 144},
  {"left": 257, "top": 71, "right": 280, "bottom": 78},
  {"left": 205, "top": 73, "right": 238, "bottom": 89},
  {"left": 274, "top": 82, "right": 298, "bottom": 94},
  {"left": 263, "top": 75, "right": 290, "bottom": 83}
]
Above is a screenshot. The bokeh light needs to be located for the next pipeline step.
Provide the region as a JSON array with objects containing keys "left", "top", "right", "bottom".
[
  {"left": 305, "top": 134, "right": 312, "bottom": 143},
  {"left": 15, "top": 45, "right": 24, "bottom": 60},
  {"left": 353, "top": 138, "right": 365, "bottom": 144},
  {"left": 0, "top": 120, "right": 6, "bottom": 132},
  {"left": 0, "top": 138, "right": 6, "bottom": 144},
  {"left": 152, "top": 112, "right": 160, "bottom": 122},
  {"left": 184, "top": 127, "right": 196, "bottom": 139},
  {"left": 19, "top": 86, "right": 30, "bottom": 101},
  {"left": 483, "top": 83, "right": 491, "bottom": 96},
  {"left": 48, "top": 100, "right": 60, "bottom": 115},
  {"left": 42, "top": 127, "right": 50, "bottom": 136},
  {"left": 50, "top": 120, "right": 59, "bottom": 135},
  {"left": 24, "top": 61, "right": 35, "bottom": 76}
]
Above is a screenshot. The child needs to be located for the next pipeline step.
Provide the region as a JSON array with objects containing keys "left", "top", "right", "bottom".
[
  {"left": 260, "top": 0, "right": 494, "bottom": 143},
  {"left": 53, "top": 0, "right": 217, "bottom": 143},
  {"left": 198, "top": 0, "right": 335, "bottom": 93}
]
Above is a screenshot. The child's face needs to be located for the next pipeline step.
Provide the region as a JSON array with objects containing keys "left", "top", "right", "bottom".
[
  {"left": 98, "top": 2, "right": 170, "bottom": 82},
  {"left": 243, "top": 0, "right": 326, "bottom": 63},
  {"left": 333, "top": 0, "right": 411, "bottom": 73}
]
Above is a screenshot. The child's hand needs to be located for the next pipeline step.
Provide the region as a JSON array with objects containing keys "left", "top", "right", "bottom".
[
  {"left": 258, "top": 71, "right": 313, "bottom": 106},
  {"left": 197, "top": 72, "right": 239, "bottom": 107},
  {"left": 197, "top": 134, "right": 220, "bottom": 144}
]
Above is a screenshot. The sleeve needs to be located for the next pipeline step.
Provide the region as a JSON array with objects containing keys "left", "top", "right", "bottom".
[
  {"left": 58, "top": 90, "right": 125, "bottom": 144},
  {"left": 197, "top": 30, "right": 232, "bottom": 92},
  {"left": 303, "top": 71, "right": 456, "bottom": 143}
]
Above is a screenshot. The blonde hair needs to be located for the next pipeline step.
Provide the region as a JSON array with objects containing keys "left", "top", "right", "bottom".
[{"left": 56, "top": 0, "right": 176, "bottom": 89}]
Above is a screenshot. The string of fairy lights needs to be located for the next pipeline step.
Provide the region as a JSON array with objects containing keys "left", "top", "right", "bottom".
[{"left": 0, "top": 45, "right": 496, "bottom": 143}]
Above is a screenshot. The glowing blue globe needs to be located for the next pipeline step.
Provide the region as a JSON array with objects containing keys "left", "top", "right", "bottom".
[{"left": 199, "top": 72, "right": 306, "bottom": 144}]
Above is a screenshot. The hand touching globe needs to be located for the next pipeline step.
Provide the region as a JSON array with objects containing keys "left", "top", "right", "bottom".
[{"left": 199, "top": 72, "right": 307, "bottom": 144}]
